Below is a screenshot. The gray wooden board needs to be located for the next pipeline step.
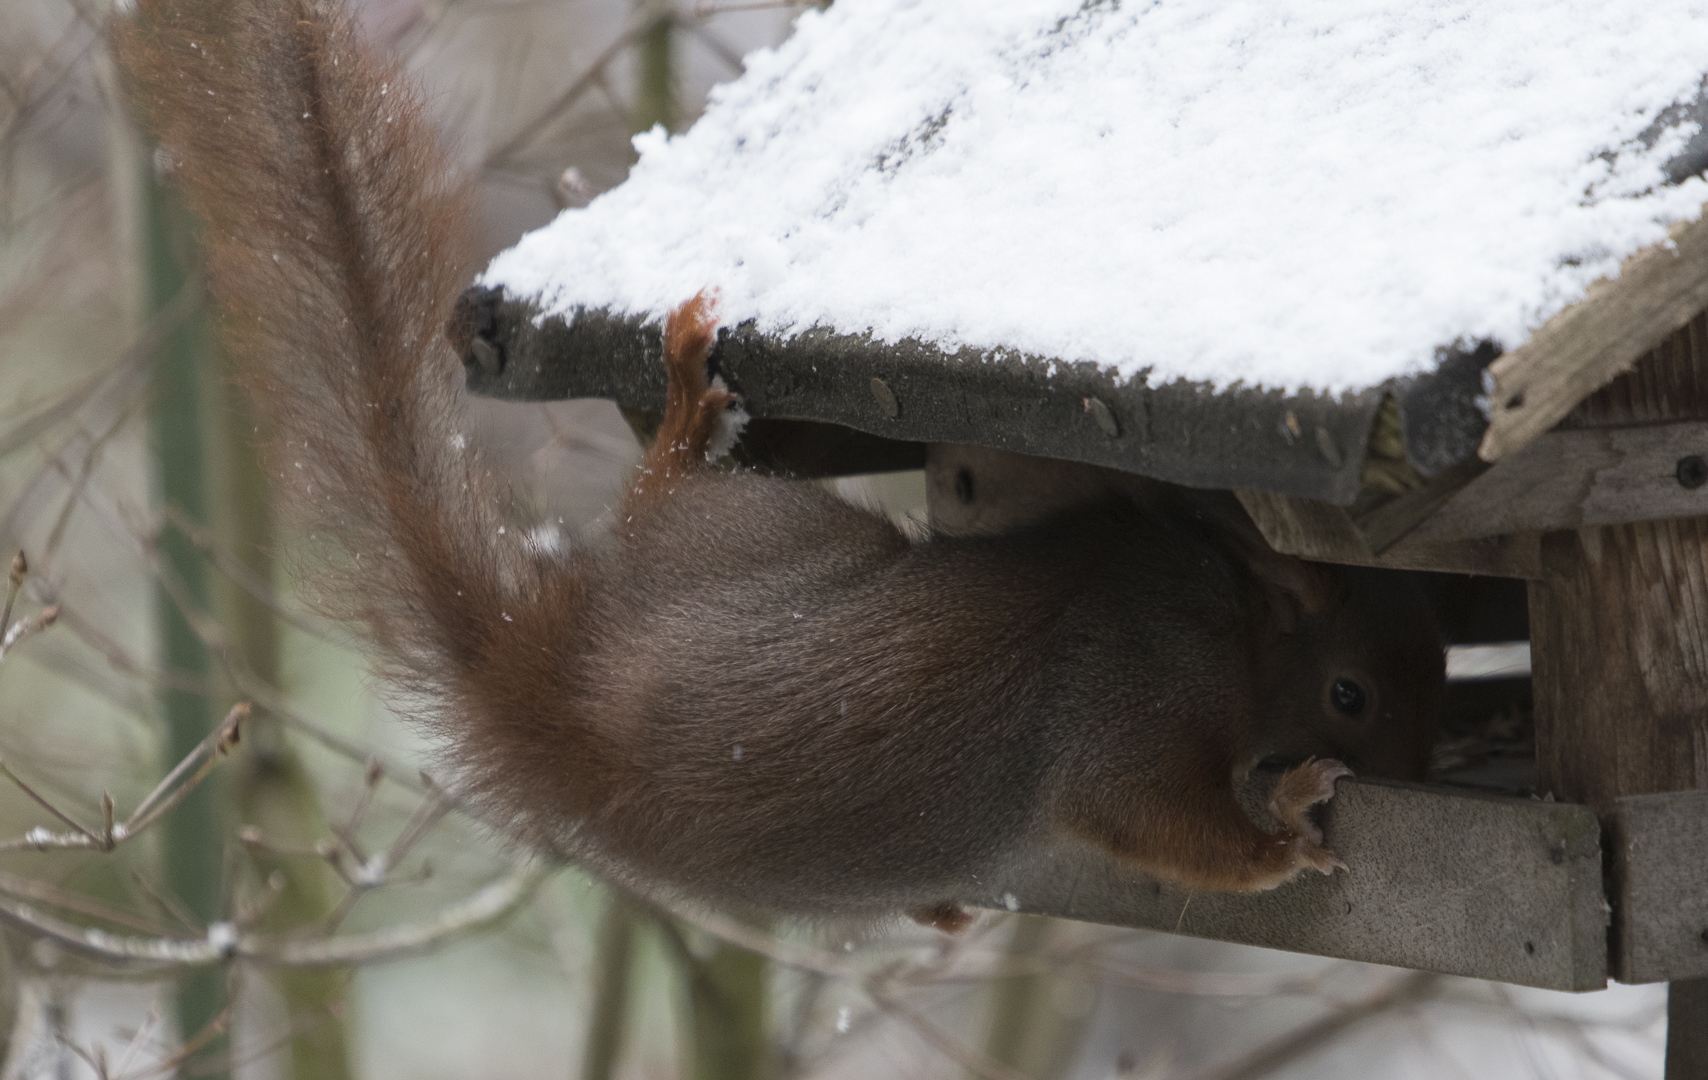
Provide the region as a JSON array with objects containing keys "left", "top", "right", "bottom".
[
  {"left": 1234, "top": 489, "right": 1546, "bottom": 578},
  {"left": 1611, "top": 788, "right": 1708, "bottom": 984},
  {"left": 452, "top": 289, "right": 1497, "bottom": 503},
  {"left": 1412, "top": 421, "right": 1708, "bottom": 542},
  {"left": 969, "top": 776, "right": 1607, "bottom": 991}
]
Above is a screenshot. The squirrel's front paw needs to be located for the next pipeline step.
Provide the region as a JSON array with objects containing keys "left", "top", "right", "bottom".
[{"left": 1269, "top": 758, "right": 1350, "bottom": 875}]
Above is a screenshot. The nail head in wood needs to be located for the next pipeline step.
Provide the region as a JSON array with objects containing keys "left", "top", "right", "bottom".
[
  {"left": 1314, "top": 425, "right": 1343, "bottom": 468},
  {"left": 869, "top": 377, "right": 900, "bottom": 419},
  {"left": 1083, "top": 396, "right": 1120, "bottom": 437},
  {"left": 1676, "top": 454, "right": 1707, "bottom": 490}
]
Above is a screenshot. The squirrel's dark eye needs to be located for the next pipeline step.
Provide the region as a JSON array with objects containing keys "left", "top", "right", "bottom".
[{"left": 1330, "top": 677, "right": 1367, "bottom": 718}]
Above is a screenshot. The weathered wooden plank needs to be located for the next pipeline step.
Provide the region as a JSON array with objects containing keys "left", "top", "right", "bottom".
[
  {"left": 1234, "top": 488, "right": 1544, "bottom": 578},
  {"left": 1480, "top": 213, "right": 1708, "bottom": 463},
  {"left": 1529, "top": 508, "right": 1708, "bottom": 806},
  {"left": 1523, "top": 328, "right": 1708, "bottom": 1078},
  {"left": 1412, "top": 421, "right": 1708, "bottom": 542},
  {"left": 971, "top": 776, "right": 1607, "bottom": 992},
  {"left": 1611, "top": 789, "right": 1708, "bottom": 983}
]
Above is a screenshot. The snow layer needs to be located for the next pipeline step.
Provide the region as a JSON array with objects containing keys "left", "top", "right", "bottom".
[{"left": 483, "top": 0, "right": 1708, "bottom": 393}]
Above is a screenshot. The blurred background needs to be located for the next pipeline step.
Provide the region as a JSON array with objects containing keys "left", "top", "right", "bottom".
[{"left": 0, "top": 0, "right": 1671, "bottom": 1076}]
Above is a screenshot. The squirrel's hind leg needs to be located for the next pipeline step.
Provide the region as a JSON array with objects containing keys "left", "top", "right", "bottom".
[{"left": 627, "top": 294, "right": 740, "bottom": 509}]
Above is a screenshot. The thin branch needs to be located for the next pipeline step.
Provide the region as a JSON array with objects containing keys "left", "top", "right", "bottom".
[
  {"left": 1181, "top": 971, "right": 1440, "bottom": 1080},
  {"left": 0, "top": 602, "right": 60, "bottom": 663},
  {"left": 0, "top": 862, "right": 545, "bottom": 970},
  {"left": 0, "top": 703, "right": 244, "bottom": 853},
  {"left": 157, "top": 504, "right": 342, "bottom": 646},
  {"left": 0, "top": 871, "right": 177, "bottom": 937},
  {"left": 675, "top": 16, "right": 746, "bottom": 73},
  {"left": 691, "top": 0, "right": 815, "bottom": 14},
  {"left": 869, "top": 989, "right": 1037, "bottom": 1080},
  {"left": 123, "top": 703, "right": 247, "bottom": 838},
  {"left": 109, "top": 1008, "right": 162, "bottom": 1080},
  {"left": 1, "top": 550, "right": 24, "bottom": 630},
  {"left": 0, "top": 745, "right": 94, "bottom": 841},
  {"left": 483, "top": 24, "right": 648, "bottom": 170}
]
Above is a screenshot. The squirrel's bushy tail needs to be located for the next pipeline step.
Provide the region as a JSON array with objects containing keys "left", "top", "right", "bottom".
[{"left": 116, "top": 0, "right": 617, "bottom": 837}]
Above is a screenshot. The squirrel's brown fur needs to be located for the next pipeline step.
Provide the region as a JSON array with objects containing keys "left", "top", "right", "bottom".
[{"left": 115, "top": 0, "right": 1444, "bottom": 923}]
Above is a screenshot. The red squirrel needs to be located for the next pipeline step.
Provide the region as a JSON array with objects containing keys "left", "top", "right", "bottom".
[{"left": 116, "top": 0, "right": 1445, "bottom": 928}]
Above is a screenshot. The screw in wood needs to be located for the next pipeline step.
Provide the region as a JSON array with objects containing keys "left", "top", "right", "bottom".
[{"left": 1677, "top": 455, "right": 1708, "bottom": 490}]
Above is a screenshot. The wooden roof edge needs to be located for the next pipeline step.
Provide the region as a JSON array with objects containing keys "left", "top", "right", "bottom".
[
  {"left": 1480, "top": 206, "right": 1708, "bottom": 462},
  {"left": 455, "top": 288, "right": 1499, "bottom": 505}
]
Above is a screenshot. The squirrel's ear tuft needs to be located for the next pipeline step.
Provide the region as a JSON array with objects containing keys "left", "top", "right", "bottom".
[{"left": 1249, "top": 555, "right": 1333, "bottom": 635}]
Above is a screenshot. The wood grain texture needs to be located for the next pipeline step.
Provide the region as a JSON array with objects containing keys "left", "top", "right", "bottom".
[
  {"left": 1235, "top": 489, "right": 1544, "bottom": 578},
  {"left": 1668, "top": 980, "right": 1708, "bottom": 1078},
  {"left": 973, "top": 776, "right": 1605, "bottom": 991},
  {"left": 1412, "top": 421, "right": 1708, "bottom": 541},
  {"left": 1526, "top": 320, "right": 1708, "bottom": 1069},
  {"left": 1530, "top": 323, "right": 1708, "bottom": 812},
  {"left": 1531, "top": 519, "right": 1708, "bottom": 806},
  {"left": 1609, "top": 790, "right": 1708, "bottom": 983},
  {"left": 1480, "top": 215, "right": 1708, "bottom": 462}
]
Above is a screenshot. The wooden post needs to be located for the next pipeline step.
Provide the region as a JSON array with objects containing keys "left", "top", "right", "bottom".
[{"left": 1527, "top": 313, "right": 1708, "bottom": 1077}]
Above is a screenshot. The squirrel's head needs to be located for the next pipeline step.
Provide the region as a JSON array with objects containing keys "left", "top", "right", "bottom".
[{"left": 1246, "top": 560, "right": 1445, "bottom": 780}]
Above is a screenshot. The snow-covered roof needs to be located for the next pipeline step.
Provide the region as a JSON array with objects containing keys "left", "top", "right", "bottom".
[{"left": 470, "top": 0, "right": 1708, "bottom": 501}]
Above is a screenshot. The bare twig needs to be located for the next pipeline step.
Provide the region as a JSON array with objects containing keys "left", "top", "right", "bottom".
[
  {"left": 0, "top": 703, "right": 244, "bottom": 853},
  {"left": 0, "top": 862, "right": 544, "bottom": 970},
  {"left": 123, "top": 703, "right": 247, "bottom": 838},
  {"left": 0, "top": 601, "right": 60, "bottom": 663},
  {"left": 1181, "top": 971, "right": 1440, "bottom": 1080},
  {"left": 158, "top": 505, "right": 341, "bottom": 645},
  {"left": 2, "top": 550, "right": 24, "bottom": 630},
  {"left": 0, "top": 747, "right": 94, "bottom": 841},
  {"left": 675, "top": 16, "right": 746, "bottom": 72},
  {"left": 108, "top": 1008, "right": 163, "bottom": 1080},
  {"left": 691, "top": 0, "right": 814, "bottom": 14},
  {"left": 869, "top": 990, "right": 1037, "bottom": 1080},
  {"left": 0, "top": 871, "right": 177, "bottom": 938},
  {"left": 483, "top": 24, "right": 649, "bottom": 170}
]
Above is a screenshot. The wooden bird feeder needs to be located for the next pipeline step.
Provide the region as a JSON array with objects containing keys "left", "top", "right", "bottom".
[{"left": 456, "top": 4, "right": 1708, "bottom": 1074}]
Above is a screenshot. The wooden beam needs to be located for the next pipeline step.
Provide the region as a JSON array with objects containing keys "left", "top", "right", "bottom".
[
  {"left": 926, "top": 442, "right": 1541, "bottom": 575},
  {"left": 1412, "top": 420, "right": 1708, "bottom": 542},
  {"left": 1610, "top": 789, "right": 1708, "bottom": 984},
  {"left": 1480, "top": 212, "right": 1708, "bottom": 463},
  {"left": 1234, "top": 488, "right": 1543, "bottom": 577},
  {"left": 1522, "top": 326, "right": 1708, "bottom": 1078},
  {"left": 972, "top": 776, "right": 1606, "bottom": 992}
]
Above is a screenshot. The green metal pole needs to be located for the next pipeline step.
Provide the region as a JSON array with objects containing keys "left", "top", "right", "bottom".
[
  {"left": 144, "top": 162, "right": 228, "bottom": 1076},
  {"left": 210, "top": 364, "right": 353, "bottom": 1080},
  {"left": 633, "top": 4, "right": 677, "bottom": 135},
  {"left": 682, "top": 942, "right": 769, "bottom": 1080},
  {"left": 580, "top": 896, "right": 637, "bottom": 1080}
]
